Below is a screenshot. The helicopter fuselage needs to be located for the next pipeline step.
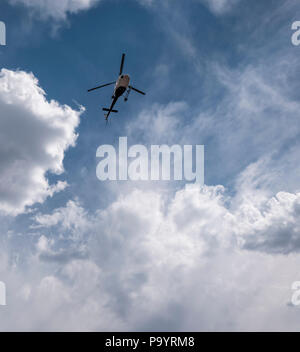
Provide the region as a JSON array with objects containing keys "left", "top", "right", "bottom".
[{"left": 114, "top": 74, "right": 130, "bottom": 98}]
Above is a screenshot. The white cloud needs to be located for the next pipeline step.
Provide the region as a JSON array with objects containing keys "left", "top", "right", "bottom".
[
  {"left": 126, "top": 102, "right": 187, "bottom": 144},
  {"left": 137, "top": 0, "right": 241, "bottom": 15},
  {"left": 200, "top": 0, "right": 241, "bottom": 15},
  {"left": 6, "top": 0, "right": 241, "bottom": 22},
  {"left": 8, "top": 0, "right": 101, "bottom": 20},
  {"left": 0, "top": 69, "right": 83, "bottom": 215},
  {"left": 237, "top": 191, "right": 300, "bottom": 254},
  {"left": 141, "top": 58, "right": 300, "bottom": 193},
  {"left": 33, "top": 199, "right": 89, "bottom": 233},
  {"left": 2, "top": 184, "right": 300, "bottom": 331}
]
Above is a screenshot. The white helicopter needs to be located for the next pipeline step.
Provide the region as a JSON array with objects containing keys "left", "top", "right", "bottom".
[{"left": 87, "top": 53, "right": 146, "bottom": 122}]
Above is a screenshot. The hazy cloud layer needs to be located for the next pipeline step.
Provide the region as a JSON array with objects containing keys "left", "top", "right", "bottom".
[
  {"left": 7, "top": 0, "right": 242, "bottom": 22},
  {"left": 200, "top": 0, "right": 242, "bottom": 15},
  {"left": 8, "top": 0, "right": 101, "bottom": 20}
]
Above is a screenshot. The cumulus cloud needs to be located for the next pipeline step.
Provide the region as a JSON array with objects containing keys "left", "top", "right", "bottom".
[
  {"left": 237, "top": 191, "right": 300, "bottom": 254},
  {"left": 8, "top": 0, "right": 101, "bottom": 20},
  {"left": 0, "top": 69, "right": 83, "bottom": 215},
  {"left": 1, "top": 184, "right": 300, "bottom": 331}
]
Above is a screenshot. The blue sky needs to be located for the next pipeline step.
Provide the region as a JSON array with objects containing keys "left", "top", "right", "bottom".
[{"left": 1, "top": 0, "right": 300, "bottom": 331}]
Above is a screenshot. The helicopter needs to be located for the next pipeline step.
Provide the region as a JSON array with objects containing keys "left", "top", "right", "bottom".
[{"left": 87, "top": 53, "right": 146, "bottom": 122}]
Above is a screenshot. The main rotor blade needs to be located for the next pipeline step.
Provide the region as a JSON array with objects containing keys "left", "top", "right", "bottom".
[
  {"left": 87, "top": 81, "right": 115, "bottom": 92},
  {"left": 119, "top": 53, "right": 125, "bottom": 75},
  {"left": 129, "top": 85, "right": 146, "bottom": 95}
]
